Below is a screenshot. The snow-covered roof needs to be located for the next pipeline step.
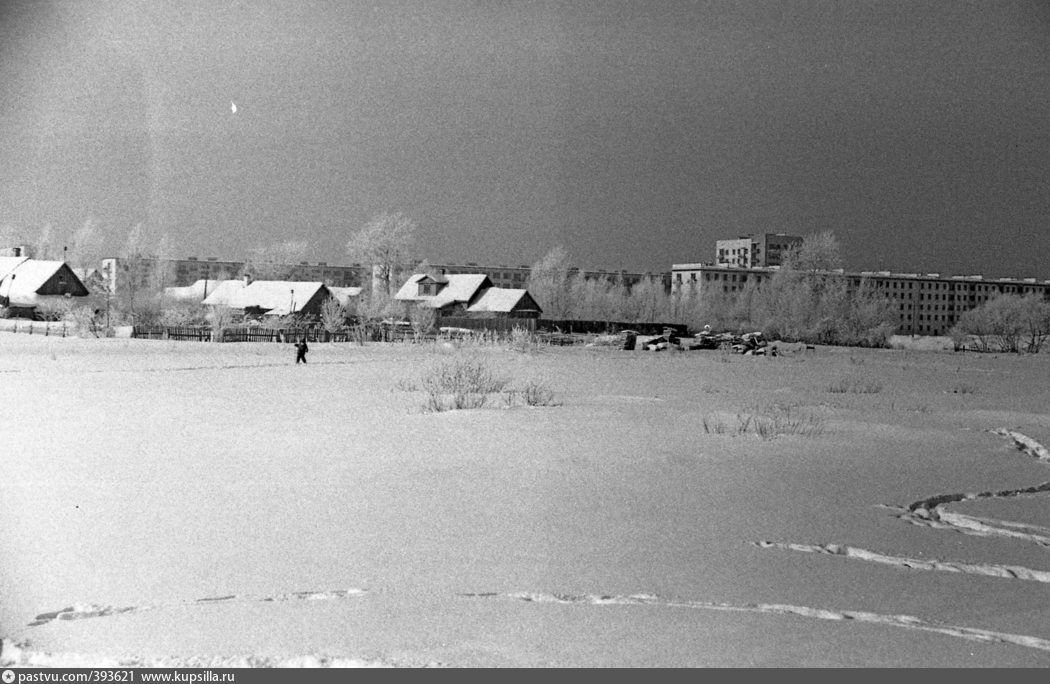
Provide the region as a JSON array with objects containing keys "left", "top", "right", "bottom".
[
  {"left": 164, "top": 279, "right": 225, "bottom": 302},
  {"left": 466, "top": 288, "right": 539, "bottom": 313},
  {"left": 0, "top": 256, "right": 29, "bottom": 280},
  {"left": 393, "top": 274, "right": 428, "bottom": 301},
  {"left": 201, "top": 280, "right": 247, "bottom": 307},
  {"left": 7, "top": 260, "right": 69, "bottom": 291},
  {"left": 394, "top": 273, "right": 491, "bottom": 308},
  {"left": 0, "top": 259, "right": 88, "bottom": 306},
  {"left": 327, "top": 286, "right": 362, "bottom": 307},
  {"left": 226, "top": 281, "right": 327, "bottom": 314}
]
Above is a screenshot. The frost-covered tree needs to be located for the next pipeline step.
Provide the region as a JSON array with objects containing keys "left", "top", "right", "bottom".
[
  {"left": 34, "top": 222, "right": 56, "bottom": 259},
  {"left": 243, "top": 240, "right": 310, "bottom": 280},
  {"left": 113, "top": 223, "right": 171, "bottom": 324},
  {"left": 319, "top": 296, "right": 347, "bottom": 333},
  {"left": 527, "top": 246, "right": 573, "bottom": 319},
  {"left": 69, "top": 218, "right": 105, "bottom": 271},
  {"left": 782, "top": 230, "right": 843, "bottom": 273},
  {"left": 954, "top": 294, "right": 1050, "bottom": 353},
  {"left": 345, "top": 212, "right": 417, "bottom": 296}
]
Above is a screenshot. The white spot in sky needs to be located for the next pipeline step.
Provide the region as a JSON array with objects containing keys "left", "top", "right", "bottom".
[{"left": 231, "top": 102, "right": 237, "bottom": 114}]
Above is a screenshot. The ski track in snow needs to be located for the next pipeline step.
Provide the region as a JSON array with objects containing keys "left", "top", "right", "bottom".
[
  {"left": 753, "top": 541, "right": 1050, "bottom": 583},
  {"left": 27, "top": 589, "right": 368, "bottom": 627},
  {"left": 459, "top": 591, "right": 1050, "bottom": 653},
  {"left": 748, "top": 428, "right": 1050, "bottom": 652},
  {"left": 14, "top": 429, "right": 1050, "bottom": 661}
]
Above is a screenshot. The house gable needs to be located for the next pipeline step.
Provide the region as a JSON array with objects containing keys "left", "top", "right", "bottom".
[
  {"left": 1, "top": 259, "right": 89, "bottom": 307},
  {"left": 415, "top": 275, "right": 447, "bottom": 297},
  {"left": 35, "top": 263, "right": 90, "bottom": 297}
]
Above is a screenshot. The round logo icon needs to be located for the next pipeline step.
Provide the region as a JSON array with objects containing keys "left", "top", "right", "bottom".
[{"left": 2, "top": 669, "right": 14, "bottom": 683}]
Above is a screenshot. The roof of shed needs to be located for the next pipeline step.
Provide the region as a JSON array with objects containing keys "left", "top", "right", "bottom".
[{"left": 466, "top": 288, "right": 538, "bottom": 313}]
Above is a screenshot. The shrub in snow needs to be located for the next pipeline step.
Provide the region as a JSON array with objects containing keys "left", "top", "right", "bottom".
[{"left": 420, "top": 352, "right": 510, "bottom": 411}]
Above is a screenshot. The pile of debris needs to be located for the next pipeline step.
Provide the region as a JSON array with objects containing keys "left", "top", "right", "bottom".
[{"left": 628, "top": 327, "right": 779, "bottom": 355}]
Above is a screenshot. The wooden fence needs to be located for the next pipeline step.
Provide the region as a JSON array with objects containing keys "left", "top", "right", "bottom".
[
  {"left": 131, "top": 325, "right": 359, "bottom": 343},
  {"left": 536, "top": 319, "right": 688, "bottom": 335},
  {"left": 129, "top": 321, "right": 622, "bottom": 346},
  {"left": 0, "top": 318, "right": 74, "bottom": 337},
  {"left": 436, "top": 316, "right": 538, "bottom": 334}
]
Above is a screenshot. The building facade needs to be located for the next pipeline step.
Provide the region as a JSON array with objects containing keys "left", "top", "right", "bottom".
[
  {"left": 419, "top": 261, "right": 671, "bottom": 293},
  {"left": 715, "top": 233, "right": 803, "bottom": 268},
  {"left": 672, "top": 263, "right": 1050, "bottom": 336},
  {"left": 100, "top": 256, "right": 368, "bottom": 293}
]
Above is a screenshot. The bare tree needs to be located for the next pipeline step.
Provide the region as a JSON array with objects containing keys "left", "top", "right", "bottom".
[
  {"left": 207, "top": 304, "right": 236, "bottom": 342},
  {"left": 113, "top": 223, "right": 164, "bottom": 323},
  {"left": 782, "top": 230, "right": 843, "bottom": 273},
  {"left": 319, "top": 296, "right": 346, "bottom": 334},
  {"left": 356, "top": 287, "right": 399, "bottom": 323},
  {"left": 1019, "top": 296, "right": 1050, "bottom": 353},
  {"left": 243, "top": 240, "right": 310, "bottom": 280},
  {"left": 624, "top": 277, "right": 664, "bottom": 324},
  {"left": 345, "top": 212, "right": 417, "bottom": 296},
  {"left": 527, "top": 246, "right": 573, "bottom": 319},
  {"left": 955, "top": 294, "right": 1050, "bottom": 353},
  {"left": 408, "top": 302, "right": 437, "bottom": 336},
  {"left": 34, "top": 222, "right": 56, "bottom": 259},
  {"left": 69, "top": 218, "right": 105, "bottom": 271}
]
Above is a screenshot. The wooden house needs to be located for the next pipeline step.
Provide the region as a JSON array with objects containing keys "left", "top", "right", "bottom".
[
  {"left": 394, "top": 272, "right": 542, "bottom": 318},
  {"left": 0, "top": 257, "right": 90, "bottom": 316},
  {"left": 205, "top": 280, "right": 331, "bottom": 319}
]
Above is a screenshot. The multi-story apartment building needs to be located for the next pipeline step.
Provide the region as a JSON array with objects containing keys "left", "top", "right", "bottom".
[
  {"left": 422, "top": 261, "right": 671, "bottom": 292},
  {"left": 715, "top": 233, "right": 803, "bottom": 268},
  {"left": 671, "top": 263, "right": 1050, "bottom": 336},
  {"left": 100, "top": 256, "right": 368, "bottom": 293}
]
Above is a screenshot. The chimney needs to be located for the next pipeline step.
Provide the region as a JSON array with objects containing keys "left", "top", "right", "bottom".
[{"left": 243, "top": 273, "right": 252, "bottom": 287}]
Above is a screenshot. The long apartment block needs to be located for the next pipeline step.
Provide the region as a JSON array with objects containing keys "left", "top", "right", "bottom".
[{"left": 671, "top": 262, "right": 1050, "bottom": 336}]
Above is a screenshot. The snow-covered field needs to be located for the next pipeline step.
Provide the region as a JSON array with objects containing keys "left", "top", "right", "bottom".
[{"left": 2, "top": 334, "right": 1050, "bottom": 667}]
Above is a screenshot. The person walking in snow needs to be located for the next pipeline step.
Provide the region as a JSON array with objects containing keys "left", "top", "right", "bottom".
[{"left": 295, "top": 338, "right": 309, "bottom": 364}]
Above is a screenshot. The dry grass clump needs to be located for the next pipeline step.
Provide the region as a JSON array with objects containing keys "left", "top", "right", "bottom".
[
  {"left": 825, "top": 376, "right": 883, "bottom": 394},
  {"left": 438, "top": 326, "right": 540, "bottom": 353},
  {"left": 509, "top": 326, "right": 540, "bottom": 353},
  {"left": 405, "top": 352, "right": 559, "bottom": 411},
  {"left": 505, "top": 378, "right": 559, "bottom": 407},
  {"left": 419, "top": 352, "right": 511, "bottom": 411},
  {"left": 703, "top": 402, "right": 826, "bottom": 440}
]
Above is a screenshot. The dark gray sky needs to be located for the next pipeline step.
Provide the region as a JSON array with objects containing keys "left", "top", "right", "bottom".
[{"left": 1, "top": 0, "right": 1048, "bottom": 276}]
